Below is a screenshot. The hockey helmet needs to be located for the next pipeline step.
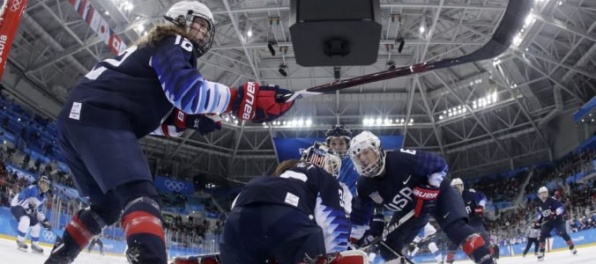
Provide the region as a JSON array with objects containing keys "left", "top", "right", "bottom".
[
  {"left": 38, "top": 175, "right": 51, "bottom": 193},
  {"left": 450, "top": 178, "right": 464, "bottom": 194},
  {"left": 301, "top": 142, "right": 342, "bottom": 179},
  {"left": 325, "top": 125, "right": 352, "bottom": 158},
  {"left": 165, "top": 1, "right": 215, "bottom": 56},
  {"left": 349, "top": 131, "right": 386, "bottom": 177},
  {"left": 538, "top": 186, "right": 548, "bottom": 201}
]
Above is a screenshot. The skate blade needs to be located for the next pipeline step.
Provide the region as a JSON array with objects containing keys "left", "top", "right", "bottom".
[{"left": 17, "top": 247, "right": 28, "bottom": 252}]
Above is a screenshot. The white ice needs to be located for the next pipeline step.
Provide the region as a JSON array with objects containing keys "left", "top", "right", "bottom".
[
  {"left": 1, "top": 237, "right": 595, "bottom": 263},
  {"left": 0, "top": 237, "right": 126, "bottom": 263}
]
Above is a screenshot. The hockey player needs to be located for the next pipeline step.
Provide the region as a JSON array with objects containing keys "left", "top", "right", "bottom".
[
  {"left": 219, "top": 144, "right": 363, "bottom": 264},
  {"left": 325, "top": 125, "right": 359, "bottom": 195},
  {"left": 522, "top": 221, "right": 540, "bottom": 257},
  {"left": 348, "top": 131, "right": 495, "bottom": 264},
  {"left": 535, "top": 186, "right": 577, "bottom": 261},
  {"left": 407, "top": 223, "right": 444, "bottom": 264},
  {"left": 44, "top": 1, "right": 294, "bottom": 264},
  {"left": 445, "top": 178, "right": 493, "bottom": 263},
  {"left": 87, "top": 237, "right": 104, "bottom": 255},
  {"left": 10, "top": 175, "right": 52, "bottom": 253}
]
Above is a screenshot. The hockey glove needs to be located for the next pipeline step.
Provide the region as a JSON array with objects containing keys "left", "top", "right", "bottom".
[
  {"left": 41, "top": 219, "right": 51, "bottom": 229},
  {"left": 156, "top": 109, "right": 222, "bottom": 137},
  {"left": 356, "top": 213, "right": 384, "bottom": 248},
  {"left": 474, "top": 206, "right": 484, "bottom": 217},
  {"left": 413, "top": 185, "right": 440, "bottom": 217},
  {"left": 232, "top": 82, "right": 294, "bottom": 122}
]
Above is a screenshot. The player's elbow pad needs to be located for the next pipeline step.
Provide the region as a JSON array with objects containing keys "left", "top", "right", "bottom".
[{"left": 428, "top": 171, "right": 446, "bottom": 188}]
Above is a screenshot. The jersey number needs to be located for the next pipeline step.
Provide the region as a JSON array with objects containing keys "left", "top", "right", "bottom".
[{"left": 85, "top": 46, "right": 138, "bottom": 80}]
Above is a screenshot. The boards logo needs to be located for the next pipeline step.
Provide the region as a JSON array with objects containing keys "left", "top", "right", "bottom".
[{"left": 242, "top": 82, "right": 256, "bottom": 119}]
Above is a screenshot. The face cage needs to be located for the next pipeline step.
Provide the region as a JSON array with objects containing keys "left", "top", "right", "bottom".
[
  {"left": 326, "top": 136, "right": 350, "bottom": 158},
  {"left": 324, "top": 155, "right": 342, "bottom": 179},
  {"left": 184, "top": 15, "right": 215, "bottom": 56},
  {"left": 39, "top": 181, "right": 50, "bottom": 193},
  {"left": 351, "top": 147, "right": 385, "bottom": 177},
  {"left": 538, "top": 192, "right": 548, "bottom": 200}
]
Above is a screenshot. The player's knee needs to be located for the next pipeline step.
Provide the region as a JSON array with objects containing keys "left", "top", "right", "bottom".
[
  {"left": 18, "top": 215, "right": 31, "bottom": 225},
  {"left": 462, "top": 233, "right": 486, "bottom": 256},
  {"left": 443, "top": 218, "right": 476, "bottom": 245},
  {"left": 90, "top": 205, "right": 121, "bottom": 226}
]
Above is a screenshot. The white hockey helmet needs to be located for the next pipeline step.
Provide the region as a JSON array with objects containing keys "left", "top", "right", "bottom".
[
  {"left": 164, "top": 0, "right": 215, "bottom": 56},
  {"left": 301, "top": 142, "right": 342, "bottom": 179},
  {"left": 38, "top": 175, "right": 51, "bottom": 193},
  {"left": 538, "top": 186, "right": 548, "bottom": 201},
  {"left": 349, "top": 131, "right": 386, "bottom": 177},
  {"left": 451, "top": 178, "right": 464, "bottom": 193}
]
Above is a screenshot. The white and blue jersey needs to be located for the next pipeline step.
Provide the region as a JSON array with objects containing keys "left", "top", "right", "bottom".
[
  {"left": 58, "top": 34, "right": 232, "bottom": 138},
  {"left": 10, "top": 185, "right": 47, "bottom": 221},
  {"left": 338, "top": 156, "right": 359, "bottom": 196}
]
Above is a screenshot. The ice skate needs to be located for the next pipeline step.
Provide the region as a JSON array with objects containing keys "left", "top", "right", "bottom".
[
  {"left": 16, "top": 241, "right": 28, "bottom": 252},
  {"left": 31, "top": 244, "right": 44, "bottom": 254}
]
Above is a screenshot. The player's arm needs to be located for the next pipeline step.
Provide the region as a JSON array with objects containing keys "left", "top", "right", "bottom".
[
  {"left": 151, "top": 35, "right": 293, "bottom": 122},
  {"left": 474, "top": 190, "right": 488, "bottom": 216},
  {"left": 311, "top": 167, "right": 351, "bottom": 253},
  {"left": 411, "top": 150, "right": 448, "bottom": 188},
  {"left": 151, "top": 35, "right": 231, "bottom": 115},
  {"left": 551, "top": 198, "right": 565, "bottom": 216},
  {"left": 150, "top": 109, "right": 222, "bottom": 138}
]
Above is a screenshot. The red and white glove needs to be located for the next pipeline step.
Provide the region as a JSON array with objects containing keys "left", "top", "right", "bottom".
[
  {"left": 413, "top": 185, "right": 440, "bottom": 217},
  {"left": 228, "top": 82, "right": 294, "bottom": 122},
  {"left": 474, "top": 206, "right": 484, "bottom": 216}
]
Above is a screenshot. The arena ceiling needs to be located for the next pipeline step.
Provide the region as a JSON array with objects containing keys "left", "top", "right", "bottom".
[{"left": 2, "top": 0, "right": 595, "bottom": 183}]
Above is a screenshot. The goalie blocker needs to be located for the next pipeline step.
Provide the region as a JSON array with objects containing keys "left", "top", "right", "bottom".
[{"left": 171, "top": 250, "right": 368, "bottom": 264}]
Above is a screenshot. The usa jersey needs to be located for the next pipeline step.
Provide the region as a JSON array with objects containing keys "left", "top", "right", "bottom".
[
  {"left": 462, "top": 188, "right": 487, "bottom": 221},
  {"left": 232, "top": 163, "right": 351, "bottom": 253},
  {"left": 10, "top": 185, "right": 47, "bottom": 221},
  {"left": 352, "top": 149, "right": 448, "bottom": 227},
  {"left": 536, "top": 196, "right": 565, "bottom": 221},
  {"left": 59, "top": 34, "right": 231, "bottom": 138},
  {"left": 338, "top": 156, "right": 358, "bottom": 196}
]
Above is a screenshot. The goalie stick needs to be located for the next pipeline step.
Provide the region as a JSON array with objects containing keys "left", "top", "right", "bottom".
[{"left": 278, "top": 0, "right": 534, "bottom": 102}]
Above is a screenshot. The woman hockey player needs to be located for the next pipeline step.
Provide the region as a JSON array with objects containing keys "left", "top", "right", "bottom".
[
  {"left": 348, "top": 131, "right": 496, "bottom": 264},
  {"left": 44, "top": 1, "right": 293, "bottom": 264},
  {"left": 219, "top": 143, "right": 366, "bottom": 264},
  {"left": 10, "top": 175, "right": 52, "bottom": 253},
  {"left": 325, "top": 125, "right": 359, "bottom": 196},
  {"left": 535, "top": 186, "right": 577, "bottom": 261}
]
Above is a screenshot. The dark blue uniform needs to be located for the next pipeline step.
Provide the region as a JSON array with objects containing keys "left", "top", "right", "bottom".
[
  {"left": 351, "top": 149, "right": 472, "bottom": 261},
  {"left": 447, "top": 188, "right": 490, "bottom": 260},
  {"left": 220, "top": 163, "right": 350, "bottom": 264},
  {"left": 535, "top": 196, "right": 575, "bottom": 256},
  {"left": 49, "top": 34, "right": 233, "bottom": 264}
]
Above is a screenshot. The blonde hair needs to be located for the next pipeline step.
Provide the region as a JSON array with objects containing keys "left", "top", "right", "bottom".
[
  {"left": 272, "top": 159, "right": 301, "bottom": 177},
  {"left": 134, "top": 24, "right": 195, "bottom": 48}
]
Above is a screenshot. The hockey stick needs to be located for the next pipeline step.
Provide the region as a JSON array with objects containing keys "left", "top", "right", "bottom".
[
  {"left": 379, "top": 241, "right": 417, "bottom": 264},
  {"left": 278, "top": 0, "right": 534, "bottom": 102},
  {"left": 359, "top": 210, "right": 416, "bottom": 250}
]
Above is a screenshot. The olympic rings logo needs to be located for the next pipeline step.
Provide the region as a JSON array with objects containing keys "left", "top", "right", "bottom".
[
  {"left": 43, "top": 230, "right": 55, "bottom": 241},
  {"left": 10, "top": 0, "right": 23, "bottom": 12},
  {"left": 164, "top": 180, "right": 186, "bottom": 192}
]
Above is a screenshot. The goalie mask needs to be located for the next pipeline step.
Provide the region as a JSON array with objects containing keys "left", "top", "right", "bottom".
[
  {"left": 325, "top": 125, "right": 352, "bottom": 158},
  {"left": 349, "top": 131, "right": 386, "bottom": 177},
  {"left": 164, "top": 0, "right": 215, "bottom": 56},
  {"left": 301, "top": 142, "right": 342, "bottom": 179}
]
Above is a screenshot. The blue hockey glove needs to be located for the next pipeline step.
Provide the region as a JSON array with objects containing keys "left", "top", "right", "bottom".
[{"left": 413, "top": 185, "right": 439, "bottom": 217}]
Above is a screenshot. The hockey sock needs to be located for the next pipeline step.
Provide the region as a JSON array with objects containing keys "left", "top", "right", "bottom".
[
  {"left": 462, "top": 234, "right": 493, "bottom": 264},
  {"left": 566, "top": 240, "right": 575, "bottom": 250},
  {"left": 428, "top": 242, "right": 442, "bottom": 263},
  {"left": 17, "top": 215, "right": 30, "bottom": 242},
  {"left": 121, "top": 196, "right": 166, "bottom": 264},
  {"left": 30, "top": 224, "right": 41, "bottom": 246},
  {"left": 49, "top": 209, "right": 105, "bottom": 261}
]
